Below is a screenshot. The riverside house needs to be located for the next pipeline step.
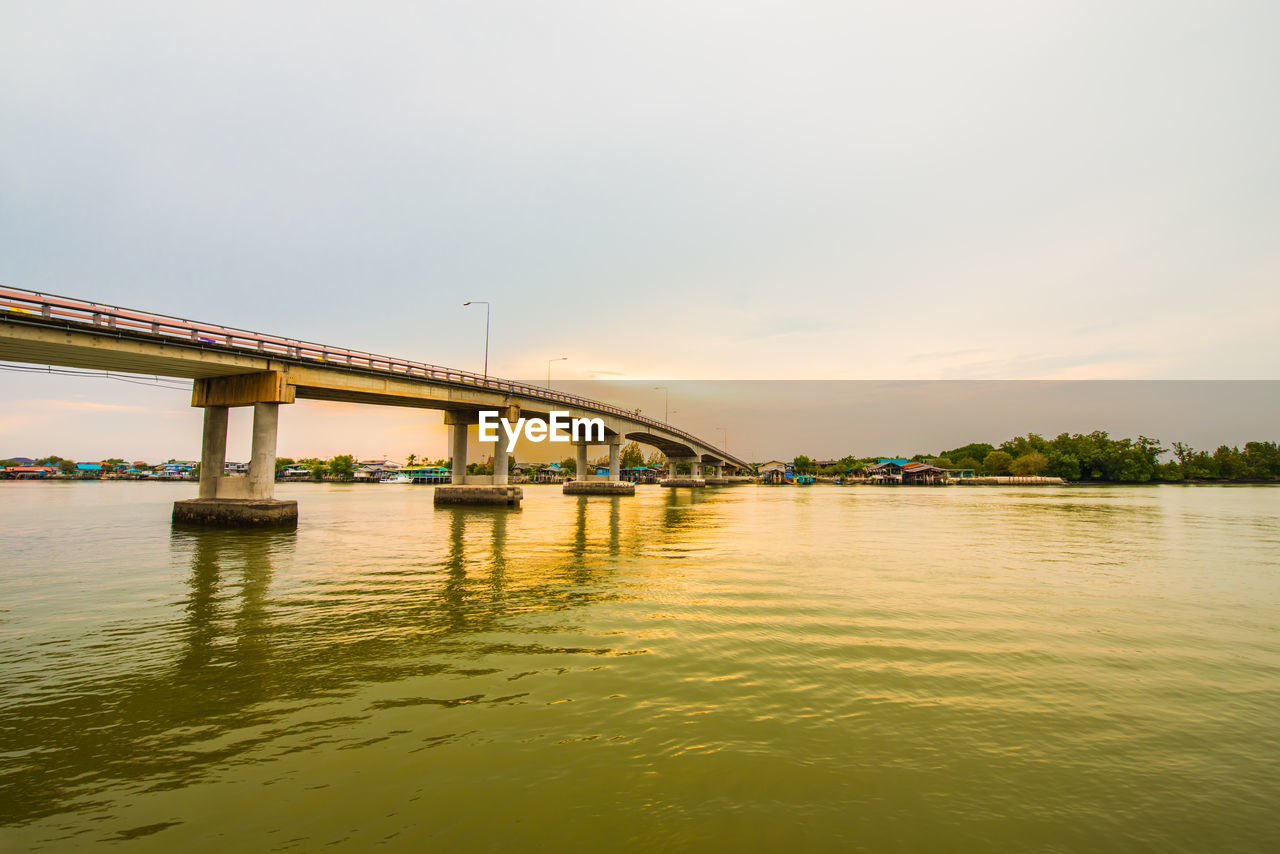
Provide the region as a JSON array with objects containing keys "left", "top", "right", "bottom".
[
  {"left": 354, "top": 460, "right": 399, "bottom": 481},
  {"left": 278, "top": 463, "right": 315, "bottom": 481},
  {"left": 2, "top": 465, "right": 58, "bottom": 479},
  {"left": 157, "top": 462, "right": 195, "bottom": 480},
  {"left": 866, "top": 459, "right": 949, "bottom": 484},
  {"left": 535, "top": 463, "right": 566, "bottom": 483},
  {"left": 758, "top": 461, "right": 791, "bottom": 484}
]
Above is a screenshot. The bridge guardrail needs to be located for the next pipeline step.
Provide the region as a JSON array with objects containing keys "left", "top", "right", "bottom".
[{"left": 1, "top": 285, "right": 740, "bottom": 464}]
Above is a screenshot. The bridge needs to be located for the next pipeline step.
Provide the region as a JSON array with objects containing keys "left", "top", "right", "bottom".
[{"left": 0, "top": 285, "right": 750, "bottom": 525}]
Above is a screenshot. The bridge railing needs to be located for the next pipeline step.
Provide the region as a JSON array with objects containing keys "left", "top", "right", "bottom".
[{"left": 1, "top": 285, "right": 740, "bottom": 463}]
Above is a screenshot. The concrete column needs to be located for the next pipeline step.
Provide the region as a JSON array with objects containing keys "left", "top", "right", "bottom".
[
  {"left": 493, "top": 440, "right": 509, "bottom": 486},
  {"left": 667, "top": 458, "right": 678, "bottom": 479},
  {"left": 248, "top": 402, "right": 279, "bottom": 499},
  {"left": 690, "top": 458, "right": 702, "bottom": 477},
  {"left": 451, "top": 423, "right": 468, "bottom": 485},
  {"left": 198, "top": 405, "right": 229, "bottom": 499},
  {"left": 575, "top": 443, "right": 589, "bottom": 482},
  {"left": 608, "top": 442, "right": 621, "bottom": 482}
]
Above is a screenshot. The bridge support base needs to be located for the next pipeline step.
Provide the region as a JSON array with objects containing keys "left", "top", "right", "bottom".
[
  {"left": 660, "top": 477, "right": 706, "bottom": 488},
  {"left": 434, "top": 485, "right": 522, "bottom": 507},
  {"left": 563, "top": 480, "right": 635, "bottom": 496},
  {"left": 173, "top": 498, "right": 298, "bottom": 528}
]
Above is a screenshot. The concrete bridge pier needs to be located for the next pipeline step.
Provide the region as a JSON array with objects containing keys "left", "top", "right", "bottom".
[
  {"left": 705, "top": 462, "right": 733, "bottom": 486},
  {"left": 435, "top": 410, "right": 522, "bottom": 506},
  {"left": 450, "top": 417, "right": 468, "bottom": 486},
  {"left": 564, "top": 435, "right": 634, "bottom": 495},
  {"left": 661, "top": 455, "right": 706, "bottom": 488},
  {"left": 173, "top": 373, "right": 298, "bottom": 527}
]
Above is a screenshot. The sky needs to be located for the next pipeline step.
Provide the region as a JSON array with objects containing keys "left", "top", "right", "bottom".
[{"left": 2, "top": 2, "right": 1278, "bottom": 461}]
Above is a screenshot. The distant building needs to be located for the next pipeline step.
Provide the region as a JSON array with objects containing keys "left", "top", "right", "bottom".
[
  {"left": 354, "top": 460, "right": 399, "bottom": 481},
  {"left": 535, "top": 463, "right": 565, "bottom": 483},
  {"left": 865, "top": 459, "right": 948, "bottom": 484},
  {"left": 758, "top": 460, "right": 791, "bottom": 484},
  {"left": 396, "top": 466, "right": 450, "bottom": 484},
  {"left": 622, "top": 465, "right": 662, "bottom": 484},
  {"left": 2, "top": 465, "right": 58, "bottom": 479},
  {"left": 157, "top": 462, "right": 196, "bottom": 480},
  {"left": 901, "top": 462, "right": 947, "bottom": 484}
]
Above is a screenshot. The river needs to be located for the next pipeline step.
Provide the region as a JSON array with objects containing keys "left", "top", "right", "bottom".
[{"left": 2, "top": 481, "right": 1278, "bottom": 851}]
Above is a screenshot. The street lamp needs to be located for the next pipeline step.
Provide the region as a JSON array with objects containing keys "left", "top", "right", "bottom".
[
  {"left": 462, "top": 300, "right": 489, "bottom": 385},
  {"left": 547, "top": 356, "right": 567, "bottom": 389},
  {"left": 652, "top": 386, "right": 668, "bottom": 423}
]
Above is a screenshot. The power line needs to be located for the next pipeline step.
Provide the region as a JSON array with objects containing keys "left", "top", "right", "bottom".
[{"left": 0, "top": 362, "right": 191, "bottom": 390}]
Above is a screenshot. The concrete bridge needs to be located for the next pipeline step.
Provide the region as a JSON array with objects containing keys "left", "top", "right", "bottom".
[{"left": 0, "top": 286, "right": 751, "bottom": 525}]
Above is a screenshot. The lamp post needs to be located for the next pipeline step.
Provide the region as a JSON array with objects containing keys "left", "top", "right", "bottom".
[
  {"left": 462, "top": 300, "right": 489, "bottom": 385},
  {"left": 652, "top": 386, "right": 668, "bottom": 423},
  {"left": 547, "top": 356, "right": 567, "bottom": 389}
]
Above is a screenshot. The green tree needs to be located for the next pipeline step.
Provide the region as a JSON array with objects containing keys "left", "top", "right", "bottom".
[
  {"left": 1010, "top": 451, "right": 1048, "bottom": 476},
  {"left": 406, "top": 453, "right": 418, "bottom": 468},
  {"left": 1243, "top": 441, "right": 1280, "bottom": 479},
  {"left": 329, "top": 454, "right": 356, "bottom": 479},
  {"left": 1000, "top": 434, "right": 1049, "bottom": 459},
  {"left": 620, "top": 441, "right": 645, "bottom": 469},
  {"left": 1212, "top": 445, "right": 1244, "bottom": 480},
  {"left": 57, "top": 459, "right": 78, "bottom": 475},
  {"left": 1046, "top": 451, "right": 1080, "bottom": 480},
  {"left": 983, "top": 450, "right": 1013, "bottom": 475},
  {"left": 932, "top": 456, "right": 954, "bottom": 469},
  {"left": 793, "top": 455, "right": 814, "bottom": 475},
  {"left": 561, "top": 457, "right": 577, "bottom": 475},
  {"left": 275, "top": 456, "right": 296, "bottom": 474},
  {"left": 943, "top": 443, "right": 995, "bottom": 465}
]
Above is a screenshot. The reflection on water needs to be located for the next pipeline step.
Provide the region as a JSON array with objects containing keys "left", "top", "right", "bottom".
[{"left": 2, "top": 483, "right": 1280, "bottom": 852}]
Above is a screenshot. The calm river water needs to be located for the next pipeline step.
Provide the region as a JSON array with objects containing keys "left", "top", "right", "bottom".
[{"left": 2, "top": 481, "right": 1279, "bottom": 852}]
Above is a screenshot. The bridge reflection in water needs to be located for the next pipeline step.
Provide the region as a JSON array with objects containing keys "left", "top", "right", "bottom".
[{"left": 0, "top": 487, "right": 722, "bottom": 829}]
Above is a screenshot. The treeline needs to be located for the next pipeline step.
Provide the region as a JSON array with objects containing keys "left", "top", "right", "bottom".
[
  {"left": 935, "top": 433, "right": 1280, "bottom": 483},
  {"left": 780, "top": 433, "right": 1280, "bottom": 483}
]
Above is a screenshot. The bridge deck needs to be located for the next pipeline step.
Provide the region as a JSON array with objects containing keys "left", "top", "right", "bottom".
[{"left": 1, "top": 286, "right": 748, "bottom": 468}]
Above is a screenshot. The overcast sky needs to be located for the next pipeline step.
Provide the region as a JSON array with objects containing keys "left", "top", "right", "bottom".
[{"left": 2, "top": 2, "right": 1278, "bottom": 460}]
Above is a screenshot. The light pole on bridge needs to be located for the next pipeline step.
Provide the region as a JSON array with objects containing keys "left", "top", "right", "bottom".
[
  {"left": 462, "top": 300, "right": 490, "bottom": 385},
  {"left": 652, "top": 386, "right": 668, "bottom": 423},
  {"left": 547, "top": 356, "right": 567, "bottom": 389}
]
